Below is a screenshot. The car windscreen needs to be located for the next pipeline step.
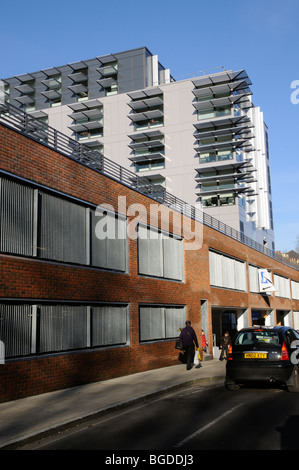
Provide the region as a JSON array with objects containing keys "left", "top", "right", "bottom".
[{"left": 234, "top": 330, "right": 280, "bottom": 346}]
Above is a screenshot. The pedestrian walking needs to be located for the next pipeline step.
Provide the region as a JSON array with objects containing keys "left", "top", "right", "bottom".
[
  {"left": 202, "top": 329, "right": 208, "bottom": 353},
  {"left": 179, "top": 321, "right": 199, "bottom": 370},
  {"left": 219, "top": 331, "right": 231, "bottom": 361}
]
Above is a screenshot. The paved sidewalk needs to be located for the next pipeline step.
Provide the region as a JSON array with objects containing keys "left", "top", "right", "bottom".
[{"left": 0, "top": 359, "right": 225, "bottom": 449}]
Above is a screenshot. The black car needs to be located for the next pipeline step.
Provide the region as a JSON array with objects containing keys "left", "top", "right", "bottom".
[{"left": 225, "top": 326, "right": 299, "bottom": 392}]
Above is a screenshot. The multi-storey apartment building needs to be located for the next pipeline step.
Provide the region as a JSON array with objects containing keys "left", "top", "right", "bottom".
[{"left": 1, "top": 47, "right": 274, "bottom": 249}]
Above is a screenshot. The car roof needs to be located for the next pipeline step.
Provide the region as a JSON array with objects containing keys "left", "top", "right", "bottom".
[{"left": 238, "top": 326, "right": 291, "bottom": 333}]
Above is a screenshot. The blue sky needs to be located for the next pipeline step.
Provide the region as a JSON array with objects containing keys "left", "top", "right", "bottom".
[{"left": 1, "top": 0, "right": 298, "bottom": 252}]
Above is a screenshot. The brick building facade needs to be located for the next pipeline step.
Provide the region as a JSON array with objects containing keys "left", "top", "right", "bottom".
[{"left": 0, "top": 118, "right": 298, "bottom": 403}]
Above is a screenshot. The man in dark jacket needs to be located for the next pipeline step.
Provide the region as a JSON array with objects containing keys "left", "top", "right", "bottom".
[{"left": 179, "top": 321, "right": 199, "bottom": 370}]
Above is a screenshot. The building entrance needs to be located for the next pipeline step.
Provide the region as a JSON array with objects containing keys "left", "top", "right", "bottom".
[
  {"left": 212, "top": 308, "right": 238, "bottom": 347},
  {"left": 277, "top": 310, "right": 293, "bottom": 327}
]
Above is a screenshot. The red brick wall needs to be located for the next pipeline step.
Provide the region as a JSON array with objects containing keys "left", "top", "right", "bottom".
[{"left": 0, "top": 124, "right": 299, "bottom": 402}]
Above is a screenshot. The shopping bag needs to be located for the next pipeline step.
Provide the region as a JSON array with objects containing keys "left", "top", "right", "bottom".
[
  {"left": 193, "top": 350, "right": 200, "bottom": 365},
  {"left": 175, "top": 338, "right": 184, "bottom": 351}
]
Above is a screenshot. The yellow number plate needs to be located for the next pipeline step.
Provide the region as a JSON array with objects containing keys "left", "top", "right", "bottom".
[{"left": 244, "top": 352, "right": 267, "bottom": 359}]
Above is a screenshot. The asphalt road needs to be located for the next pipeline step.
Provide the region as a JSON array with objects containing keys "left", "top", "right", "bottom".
[{"left": 16, "top": 378, "right": 299, "bottom": 451}]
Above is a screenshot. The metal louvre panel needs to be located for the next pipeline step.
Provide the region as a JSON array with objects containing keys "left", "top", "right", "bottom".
[
  {"left": 0, "top": 304, "right": 32, "bottom": 357},
  {"left": 39, "top": 305, "right": 88, "bottom": 352},
  {"left": 165, "top": 307, "right": 186, "bottom": 338},
  {"left": 140, "top": 307, "right": 165, "bottom": 341},
  {"left": 209, "top": 250, "right": 246, "bottom": 291},
  {"left": 234, "top": 259, "right": 246, "bottom": 291},
  {"left": 209, "top": 250, "right": 222, "bottom": 286},
  {"left": 249, "top": 265, "right": 259, "bottom": 293},
  {"left": 91, "top": 306, "right": 128, "bottom": 346},
  {"left": 222, "top": 256, "right": 235, "bottom": 289},
  {"left": 162, "top": 234, "right": 184, "bottom": 281},
  {"left": 294, "top": 311, "right": 299, "bottom": 330},
  {"left": 209, "top": 250, "right": 216, "bottom": 285},
  {"left": 91, "top": 210, "right": 127, "bottom": 272},
  {"left": 274, "top": 274, "right": 290, "bottom": 299},
  {"left": 0, "top": 178, "right": 34, "bottom": 256},
  {"left": 138, "top": 226, "right": 163, "bottom": 278},
  {"left": 291, "top": 280, "right": 299, "bottom": 300},
  {"left": 140, "top": 306, "right": 185, "bottom": 341},
  {"left": 39, "top": 193, "right": 86, "bottom": 264},
  {"left": 283, "top": 277, "right": 291, "bottom": 298}
]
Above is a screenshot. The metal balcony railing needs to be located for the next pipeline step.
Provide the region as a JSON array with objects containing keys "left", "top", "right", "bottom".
[{"left": 0, "top": 102, "right": 298, "bottom": 271}]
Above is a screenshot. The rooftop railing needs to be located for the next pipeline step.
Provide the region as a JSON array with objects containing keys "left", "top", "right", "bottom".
[{"left": 0, "top": 102, "right": 298, "bottom": 272}]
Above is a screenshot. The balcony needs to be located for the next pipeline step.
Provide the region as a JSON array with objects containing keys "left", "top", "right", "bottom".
[
  {"left": 67, "top": 72, "right": 88, "bottom": 83},
  {"left": 68, "top": 84, "right": 88, "bottom": 95},
  {"left": 14, "top": 95, "right": 35, "bottom": 105},
  {"left": 96, "top": 77, "right": 118, "bottom": 95},
  {"left": 41, "top": 77, "right": 61, "bottom": 90},
  {"left": 97, "top": 63, "right": 118, "bottom": 77},
  {"left": 41, "top": 90, "right": 61, "bottom": 100},
  {"left": 15, "top": 84, "right": 35, "bottom": 94}
]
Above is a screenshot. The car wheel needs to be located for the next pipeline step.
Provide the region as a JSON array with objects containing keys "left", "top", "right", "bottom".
[
  {"left": 225, "top": 376, "right": 240, "bottom": 391},
  {"left": 225, "top": 383, "right": 240, "bottom": 391},
  {"left": 286, "top": 365, "right": 299, "bottom": 393}
]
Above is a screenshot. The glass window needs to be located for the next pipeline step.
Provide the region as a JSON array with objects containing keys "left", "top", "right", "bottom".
[
  {"left": 135, "top": 120, "right": 149, "bottom": 131},
  {"left": 199, "top": 152, "right": 217, "bottom": 164},
  {"left": 149, "top": 117, "right": 163, "bottom": 128},
  {"left": 198, "top": 108, "right": 214, "bottom": 120},
  {"left": 197, "top": 92, "right": 213, "bottom": 102},
  {"left": 219, "top": 193, "right": 235, "bottom": 206},
  {"left": 201, "top": 195, "right": 218, "bottom": 207},
  {"left": 217, "top": 134, "right": 232, "bottom": 143},
  {"left": 135, "top": 159, "right": 165, "bottom": 172},
  {"left": 219, "top": 179, "right": 234, "bottom": 190},
  {"left": 76, "top": 128, "right": 103, "bottom": 141},
  {"left": 49, "top": 97, "right": 61, "bottom": 107},
  {"left": 218, "top": 150, "right": 233, "bottom": 161},
  {"left": 215, "top": 106, "right": 231, "bottom": 117},
  {"left": 105, "top": 83, "right": 118, "bottom": 96},
  {"left": 202, "top": 193, "right": 235, "bottom": 207},
  {"left": 134, "top": 117, "right": 163, "bottom": 131},
  {"left": 235, "top": 330, "right": 280, "bottom": 346},
  {"left": 77, "top": 92, "right": 88, "bottom": 102},
  {"left": 198, "top": 137, "right": 215, "bottom": 146},
  {"left": 234, "top": 104, "right": 242, "bottom": 116},
  {"left": 214, "top": 91, "right": 230, "bottom": 99},
  {"left": 201, "top": 181, "right": 218, "bottom": 192},
  {"left": 135, "top": 161, "right": 150, "bottom": 172},
  {"left": 151, "top": 159, "right": 165, "bottom": 170}
]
